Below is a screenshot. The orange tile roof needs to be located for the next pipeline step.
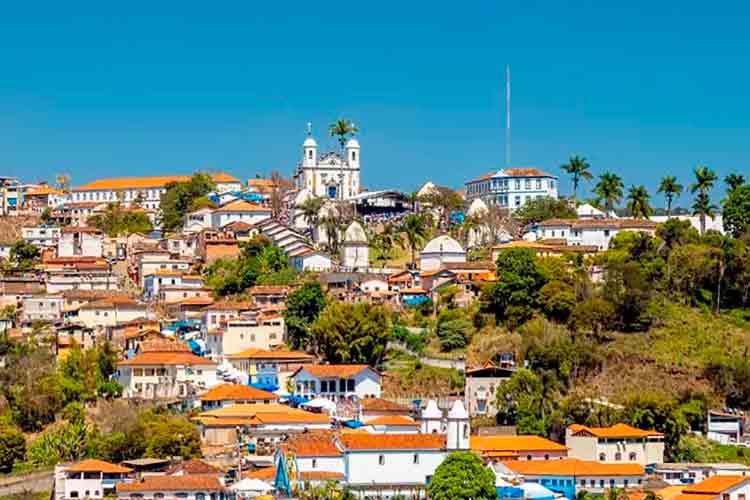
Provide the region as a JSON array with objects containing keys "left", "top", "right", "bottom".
[
  {"left": 61, "top": 225, "right": 103, "bottom": 234},
  {"left": 366, "top": 415, "right": 419, "bottom": 426},
  {"left": 399, "top": 287, "right": 427, "bottom": 294},
  {"left": 26, "top": 186, "right": 64, "bottom": 196},
  {"left": 568, "top": 423, "right": 663, "bottom": 438},
  {"left": 360, "top": 398, "right": 411, "bottom": 412},
  {"left": 470, "top": 435, "right": 568, "bottom": 453},
  {"left": 173, "top": 296, "right": 215, "bottom": 306},
  {"left": 297, "top": 364, "right": 374, "bottom": 378},
  {"left": 118, "top": 351, "right": 217, "bottom": 366},
  {"left": 200, "top": 383, "right": 278, "bottom": 402},
  {"left": 249, "top": 285, "right": 290, "bottom": 295},
  {"left": 282, "top": 432, "right": 343, "bottom": 457},
  {"left": 116, "top": 475, "right": 224, "bottom": 492},
  {"left": 341, "top": 433, "right": 445, "bottom": 451},
  {"left": 80, "top": 296, "right": 141, "bottom": 309},
  {"left": 213, "top": 200, "right": 271, "bottom": 213},
  {"left": 503, "top": 167, "right": 554, "bottom": 178},
  {"left": 204, "top": 301, "right": 253, "bottom": 311},
  {"left": 225, "top": 348, "right": 314, "bottom": 361},
  {"left": 503, "top": 458, "right": 644, "bottom": 476},
  {"left": 197, "top": 406, "right": 331, "bottom": 426},
  {"left": 65, "top": 459, "right": 132, "bottom": 474},
  {"left": 75, "top": 173, "right": 238, "bottom": 192},
  {"left": 673, "top": 494, "right": 716, "bottom": 500},
  {"left": 244, "top": 466, "right": 343, "bottom": 481},
  {"left": 683, "top": 476, "right": 749, "bottom": 494},
  {"left": 165, "top": 459, "right": 221, "bottom": 475}
]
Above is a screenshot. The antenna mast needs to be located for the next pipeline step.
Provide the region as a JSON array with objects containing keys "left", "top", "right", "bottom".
[{"left": 505, "top": 64, "right": 511, "bottom": 167}]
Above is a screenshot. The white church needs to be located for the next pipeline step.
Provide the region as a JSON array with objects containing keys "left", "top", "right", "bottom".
[{"left": 293, "top": 127, "right": 361, "bottom": 200}]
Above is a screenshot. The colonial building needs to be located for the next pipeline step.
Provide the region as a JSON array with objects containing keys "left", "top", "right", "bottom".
[
  {"left": 292, "top": 364, "right": 382, "bottom": 401},
  {"left": 565, "top": 423, "right": 665, "bottom": 465},
  {"left": 532, "top": 218, "right": 658, "bottom": 251},
  {"left": 465, "top": 167, "right": 558, "bottom": 210},
  {"left": 293, "top": 130, "right": 361, "bottom": 200},
  {"left": 57, "top": 459, "right": 133, "bottom": 500},
  {"left": 464, "top": 361, "right": 515, "bottom": 416},
  {"left": 420, "top": 235, "right": 466, "bottom": 272}
]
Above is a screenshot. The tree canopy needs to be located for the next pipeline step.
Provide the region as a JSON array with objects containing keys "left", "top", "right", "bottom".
[
  {"left": 160, "top": 172, "right": 216, "bottom": 232},
  {"left": 426, "top": 451, "right": 496, "bottom": 500},
  {"left": 283, "top": 282, "right": 327, "bottom": 351}
]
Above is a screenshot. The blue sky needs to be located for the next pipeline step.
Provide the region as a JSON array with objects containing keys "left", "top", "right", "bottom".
[{"left": 0, "top": 1, "right": 748, "bottom": 206}]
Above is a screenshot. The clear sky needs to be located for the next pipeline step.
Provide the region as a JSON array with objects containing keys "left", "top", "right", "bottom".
[{"left": 1, "top": 1, "right": 748, "bottom": 206}]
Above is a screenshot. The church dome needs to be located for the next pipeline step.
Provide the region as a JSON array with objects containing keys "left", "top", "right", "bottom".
[
  {"left": 294, "top": 188, "right": 313, "bottom": 206},
  {"left": 345, "top": 137, "right": 360, "bottom": 149},
  {"left": 344, "top": 221, "right": 367, "bottom": 243},
  {"left": 303, "top": 137, "right": 317, "bottom": 147},
  {"left": 447, "top": 400, "right": 469, "bottom": 419},
  {"left": 422, "top": 235, "right": 464, "bottom": 254},
  {"left": 467, "top": 198, "right": 488, "bottom": 217}
]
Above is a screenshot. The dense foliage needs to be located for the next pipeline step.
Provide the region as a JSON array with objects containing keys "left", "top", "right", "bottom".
[
  {"left": 87, "top": 203, "right": 153, "bottom": 236},
  {"left": 426, "top": 451, "right": 496, "bottom": 500},
  {"left": 513, "top": 196, "right": 577, "bottom": 227},
  {"left": 284, "top": 282, "right": 327, "bottom": 350},
  {"left": 160, "top": 172, "right": 216, "bottom": 231}
]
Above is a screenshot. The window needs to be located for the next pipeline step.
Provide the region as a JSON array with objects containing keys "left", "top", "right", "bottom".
[
  {"left": 544, "top": 454, "right": 550, "bottom": 460},
  {"left": 599, "top": 453, "right": 606, "bottom": 461},
  {"left": 740, "top": 494, "right": 746, "bottom": 500},
  {"left": 347, "top": 379, "right": 355, "bottom": 391},
  {"left": 599, "top": 480, "right": 605, "bottom": 488},
  {"left": 615, "top": 452, "right": 622, "bottom": 461},
  {"left": 70, "top": 493, "right": 79, "bottom": 498},
  {"left": 308, "top": 150, "right": 313, "bottom": 159},
  {"left": 629, "top": 452, "right": 637, "bottom": 461},
  {"left": 155, "top": 495, "right": 165, "bottom": 499},
  {"left": 378, "top": 455, "right": 385, "bottom": 465},
  {"left": 527, "top": 455, "right": 532, "bottom": 460},
  {"left": 312, "top": 459, "right": 317, "bottom": 468},
  {"left": 723, "top": 495, "right": 730, "bottom": 500},
  {"left": 413, "top": 454, "right": 419, "bottom": 464},
  {"left": 321, "top": 381, "right": 328, "bottom": 392},
  {"left": 604, "top": 229, "right": 610, "bottom": 237},
  {"left": 536, "top": 179, "right": 542, "bottom": 190},
  {"left": 624, "top": 480, "right": 629, "bottom": 487},
  {"left": 339, "top": 379, "right": 346, "bottom": 392},
  {"left": 525, "top": 179, "right": 531, "bottom": 190},
  {"left": 610, "top": 479, "right": 615, "bottom": 486},
  {"left": 515, "top": 180, "right": 521, "bottom": 190}
]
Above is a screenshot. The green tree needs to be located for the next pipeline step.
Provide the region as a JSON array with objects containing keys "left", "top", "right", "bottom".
[
  {"left": 568, "top": 297, "right": 616, "bottom": 338},
  {"left": 419, "top": 186, "right": 464, "bottom": 229},
  {"left": 496, "top": 368, "right": 546, "bottom": 433},
  {"left": 310, "top": 301, "right": 390, "bottom": 366},
  {"left": 725, "top": 173, "right": 746, "bottom": 193},
  {"left": 626, "top": 185, "right": 653, "bottom": 219},
  {"left": 370, "top": 223, "right": 396, "bottom": 267},
  {"left": 329, "top": 119, "right": 358, "bottom": 200},
  {"left": 513, "top": 196, "right": 577, "bottom": 227},
  {"left": 297, "top": 196, "right": 325, "bottom": 231},
  {"left": 722, "top": 185, "right": 750, "bottom": 238},
  {"left": 480, "top": 248, "right": 549, "bottom": 328},
  {"left": 540, "top": 281, "right": 577, "bottom": 323},
  {"left": 690, "top": 165, "right": 718, "bottom": 235},
  {"left": 426, "top": 451, "right": 496, "bottom": 500},
  {"left": 140, "top": 411, "right": 201, "bottom": 459},
  {"left": 435, "top": 308, "right": 472, "bottom": 351},
  {"left": 593, "top": 171, "right": 624, "bottom": 213},
  {"left": 0, "top": 424, "right": 25, "bottom": 472},
  {"left": 283, "top": 282, "right": 327, "bottom": 350},
  {"left": 160, "top": 172, "right": 216, "bottom": 231},
  {"left": 657, "top": 176, "right": 684, "bottom": 217},
  {"left": 560, "top": 156, "right": 593, "bottom": 200},
  {"left": 87, "top": 203, "right": 153, "bottom": 236},
  {"left": 398, "top": 214, "right": 429, "bottom": 269},
  {"left": 9, "top": 240, "right": 40, "bottom": 270}
]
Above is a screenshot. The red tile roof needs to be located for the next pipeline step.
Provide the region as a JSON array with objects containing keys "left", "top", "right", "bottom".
[
  {"left": 341, "top": 433, "right": 445, "bottom": 451},
  {"left": 165, "top": 459, "right": 222, "bottom": 475},
  {"left": 225, "top": 348, "right": 314, "bottom": 361},
  {"left": 199, "top": 383, "right": 278, "bottom": 402},
  {"left": 360, "top": 398, "right": 411, "bottom": 412},
  {"left": 75, "top": 173, "right": 238, "bottom": 192},
  {"left": 366, "top": 415, "right": 419, "bottom": 426},
  {"left": 281, "top": 432, "right": 343, "bottom": 457},
  {"left": 65, "top": 459, "right": 132, "bottom": 474},
  {"left": 470, "top": 435, "right": 568, "bottom": 453},
  {"left": 213, "top": 200, "right": 270, "bottom": 213},
  {"left": 568, "top": 423, "right": 663, "bottom": 438},
  {"left": 296, "top": 364, "right": 375, "bottom": 378},
  {"left": 503, "top": 458, "right": 644, "bottom": 476},
  {"left": 118, "top": 351, "right": 217, "bottom": 366},
  {"left": 116, "top": 475, "right": 224, "bottom": 492},
  {"left": 683, "top": 476, "right": 749, "bottom": 494}
]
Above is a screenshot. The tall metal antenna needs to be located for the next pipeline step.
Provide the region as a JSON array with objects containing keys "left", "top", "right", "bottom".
[{"left": 505, "top": 64, "right": 511, "bottom": 167}]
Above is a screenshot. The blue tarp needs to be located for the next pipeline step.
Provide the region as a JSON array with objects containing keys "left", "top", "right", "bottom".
[
  {"left": 287, "top": 395, "right": 310, "bottom": 407},
  {"left": 250, "top": 382, "right": 279, "bottom": 393},
  {"left": 187, "top": 339, "right": 203, "bottom": 356},
  {"left": 404, "top": 296, "right": 429, "bottom": 306},
  {"left": 342, "top": 420, "right": 364, "bottom": 429}
]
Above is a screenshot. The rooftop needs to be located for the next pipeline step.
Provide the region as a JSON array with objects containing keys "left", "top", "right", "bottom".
[
  {"left": 65, "top": 459, "right": 132, "bottom": 474},
  {"left": 470, "top": 435, "right": 568, "bottom": 453},
  {"left": 340, "top": 433, "right": 445, "bottom": 451},
  {"left": 118, "top": 351, "right": 216, "bottom": 366},
  {"left": 199, "top": 383, "right": 278, "bottom": 402},
  {"left": 682, "top": 476, "right": 749, "bottom": 494},
  {"left": 75, "top": 173, "right": 238, "bottom": 192},
  {"left": 568, "top": 423, "right": 663, "bottom": 438},
  {"left": 116, "top": 475, "right": 224, "bottom": 492},
  {"left": 366, "top": 415, "right": 419, "bottom": 426},
  {"left": 503, "top": 458, "right": 644, "bottom": 476},
  {"left": 295, "top": 364, "right": 375, "bottom": 379},
  {"left": 225, "top": 348, "right": 313, "bottom": 361}
]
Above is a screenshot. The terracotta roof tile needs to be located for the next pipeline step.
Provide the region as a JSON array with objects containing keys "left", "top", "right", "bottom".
[
  {"left": 537, "top": 218, "right": 658, "bottom": 230},
  {"left": 65, "top": 459, "right": 132, "bottom": 474},
  {"left": 296, "top": 364, "right": 374, "bottom": 378},
  {"left": 568, "top": 423, "right": 662, "bottom": 438},
  {"left": 213, "top": 200, "right": 271, "bottom": 213},
  {"left": 199, "top": 383, "right": 278, "bottom": 402},
  {"left": 366, "top": 415, "right": 419, "bottom": 426},
  {"left": 341, "top": 433, "right": 445, "bottom": 451},
  {"left": 165, "top": 459, "right": 221, "bottom": 475},
  {"left": 683, "top": 476, "right": 749, "bottom": 494},
  {"left": 470, "top": 435, "right": 568, "bottom": 453},
  {"left": 360, "top": 398, "right": 411, "bottom": 412},
  {"left": 504, "top": 458, "right": 644, "bottom": 476},
  {"left": 225, "top": 348, "right": 313, "bottom": 361},
  {"left": 116, "top": 475, "right": 224, "bottom": 492},
  {"left": 281, "top": 432, "right": 342, "bottom": 457},
  {"left": 118, "top": 351, "right": 216, "bottom": 366},
  {"left": 244, "top": 466, "right": 343, "bottom": 481},
  {"left": 75, "top": 173, "right": 238, "bottom": 192}
]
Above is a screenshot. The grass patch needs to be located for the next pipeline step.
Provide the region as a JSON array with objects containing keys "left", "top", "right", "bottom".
[{"left": 383, "top": 358, "right": 464, "bottom": 398}]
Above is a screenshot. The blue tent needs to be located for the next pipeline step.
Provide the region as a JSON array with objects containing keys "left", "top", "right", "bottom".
[
  {"left": 187, "top": 339, "right": 203, "bottom": 356},
  {"left": 403, "top": 296, "right": 429, "bottom": 306},
  {"left": 250, "top": 382, "right": 279, "bottom": 393},
  {"left": 286, "top": 395, "right": 310, "bottom": 407},
  {"left": 273, "top": 450, "right": 292, "bottom": 497},
  {"left": 342, "top": 420, "right": 364, "bottom": 429}
]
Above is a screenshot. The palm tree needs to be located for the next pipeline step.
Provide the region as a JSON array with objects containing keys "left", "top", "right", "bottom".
[
  {"left": 657, "top": 175, "right": 683, "bottom": 217},
  {"left": 399, "top": 214, "right": 429, "bottom": 269},
  {"left": 643, "top": 491, "right": 663, "bottom": 500},
  {"left": 605, "top": 487, "right": 630, "bottom": 500},
  {"left": 627, "top": 184, "right": 653, "bottom": 219},
  {"left": 690, "top": 165, "right": 718, "bottom": 235},
  {"left": 560, "top": 155, "right": 593, "bottom": 201},
  {"left": 329, "top": 119, "right": 358, "bottom": 200},
  {"left": 725, "top": 173, "right": 746, "bottom": 192},
  {"left": 593, "top": 171, "right": 624, "bottom": 213},
  {"left": 297, "top": 196, "right": 325, "bottom": 232}
]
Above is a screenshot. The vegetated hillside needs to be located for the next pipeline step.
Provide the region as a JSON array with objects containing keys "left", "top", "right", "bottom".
[{"left": 589, "top": 302, "right": 750, "bottom": 403}]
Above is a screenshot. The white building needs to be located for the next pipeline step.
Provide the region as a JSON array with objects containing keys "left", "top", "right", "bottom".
[
  {"left": 58, "top": 227, "right": 104, "bottom": 258},
  {"left": 210, "top": 199, "right": 272, "bottom": 229},
  {"left": 71, "top": 173, "right": 241, "bottom": 211},
  {"left": 419, "top": 235, "right": 466, "bottom": 272},
  {"left": 534, "top": 218, "right": 658, "bottom": 250},
  {"left": 293, "top": 131, "right": 361, "bottom": 200},
  {"left": 115, "top": 475, "right": 226, "bottom": 500},
  {"left": 465, "top": 167, "right": 558, "bottom": 210},
  {"left": 21, "top": 295, "right": 63, "bottom": 322},
  {"left": 292, "top": 364, "right": 381, "bottom": 400},
  {"left": 341, "top": 221, "right": 369, "bottom": 271},
  {"left": 57, "top": 459, "right": 132, "bottom": 500},
  {"left": 290, "top": 248, "right": 333, "bottom": 272},
  {"left": 651, "top": 214, "right": 725, "bottom": 234},
  {"left": 22, "top": 225, "right": 61, "bottom": 248},
  {"left": 565, "top": 423, "right": 665, "bottom": 466},
  {"left": 653, "top": 463, "right": 750, "bottom": 485}
]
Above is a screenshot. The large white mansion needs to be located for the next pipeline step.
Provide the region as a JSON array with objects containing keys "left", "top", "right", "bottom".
[
  {"left": 293, "top": 131, "right": 361, "bottom": 200},
  {"left": 465, "top": 167, "right": 558, "bottom": 210}
]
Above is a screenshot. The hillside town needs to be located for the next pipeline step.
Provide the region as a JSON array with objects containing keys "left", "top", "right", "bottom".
[{"left": 0, "top": 122, "right": 750, "bottom": 500}]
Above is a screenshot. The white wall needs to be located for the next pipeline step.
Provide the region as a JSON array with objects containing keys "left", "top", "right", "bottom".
[{"left": 345, "top": 450, "right": 445, "bottom": 487}]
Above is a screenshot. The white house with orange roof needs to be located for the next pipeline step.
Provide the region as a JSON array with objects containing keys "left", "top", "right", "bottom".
[
  {"left": 202, "top": 300, "right": 254, "bottom": 330},
  {"left": 115, "top": 475, "right": 226, "bottom": 500},
  {"left": 210, "top": 199, "right": 271, "bottom": 228},
  {"left": 291, "top": 364, "right": 382, "bottom": 401},
  {"left": 58, "top": 226, "right": 104, "bottom": 258},
  {"left": 206, "top": 311, "right": 285, "bottom": 361},
  {"left": 225, "top": 348, "right": 314, "bottom": 391},
  {"left": 56, "top": 459, "right": 133, "bottom": 500},
  {"left": 533, "top": 218, "right": 659, "bottom": 251},
  {"left": 671, "top": 475, "right": 750, "bottom": 500},
  {"left": 465, "top": 167, "right": 558, "bottom": 210},
  {"left": 365, "top": 415, "right": 421, "bottom": 434},
  {"left": 565, "top": 423, "right": 665, "bottom": 465},
  {"left": 143, "top": 270, "right": 205, "bottom": 301},
  {"left": 71, "top": 173, "right": 241, "bottom": 211},
  {"left": 470, "top": 435, "right": 569, "bottom": 462},
  {"left": 199, "top": 382, "right": 278, "bottom": 410},
  {"left": 77, "top": 296, "right": 149, "bottom": 328}
]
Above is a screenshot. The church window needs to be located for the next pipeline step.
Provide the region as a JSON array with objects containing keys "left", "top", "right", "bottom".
[
  {"left": 352, "top": 151, "right": 357, "bottom": 161},
  {"left": 413, "top": 454, "right": 419, "bottom": 464},
  {"left": 308, "top": 150, "right": 313, "bottom": 159},
  {"left": 378, "top": 455, "right": 385, "bottom": 465}
]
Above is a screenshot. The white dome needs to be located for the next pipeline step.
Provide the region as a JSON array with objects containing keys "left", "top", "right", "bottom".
[
  {"left": 467, "top": 198, "right": 488, "bottom": 217},
  {"left": 294, "top": 188, "right": 313, "bottom": 206},
  {"left": 303, "top": 137, "right": 317, "bottom": 147},
  {"left": 447, "top": 400, "right": 468, "bottom": 419},
  {"left": 422, "top": 400, "right": 441, "bottom": 419},
  {"left": 344, "top": 221, "right": 367, "bottom": 243},
  {"left": 422, "top": 235, "right": 464, "bottom": 254},
  {"left": 345, "top": 137, "right": 360, "bottom": 149}
]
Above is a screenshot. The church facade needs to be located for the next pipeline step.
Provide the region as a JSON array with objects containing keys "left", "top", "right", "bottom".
[{"left": 293, "top": 131, "right": 361, "bottom": 200}]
